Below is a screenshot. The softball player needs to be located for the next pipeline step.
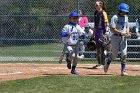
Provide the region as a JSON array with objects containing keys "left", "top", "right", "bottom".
[
  {"left": 78, "top": 10, "right": 89, "bottom": 58},
  {"left": 58, "top": 44, "right": 67, "bottom": 63},
  {"left": 104, "top": 3, "right": 131, "bottom": 76},
  {"left": 60, "top": 12, "right": 85, "bottom": 74},
  {"left": 92, "top": 0, "right": 109, "bottom": 68},
  {"left": 135, "top": 18, "right": 140, "bottom": 39}
]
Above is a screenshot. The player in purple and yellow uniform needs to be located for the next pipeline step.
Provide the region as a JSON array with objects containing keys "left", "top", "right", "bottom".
[{"left": 92, "top": 0, "right": 110, "bottom": 69}]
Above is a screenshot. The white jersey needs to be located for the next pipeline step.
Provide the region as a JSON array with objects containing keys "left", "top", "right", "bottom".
[
  {"left": 136, "top": 19, "right": 139, "bottom": 29},
  {"left": 135, "top": 19, "right": 140, "bottom": 39},
  {"left": 61, "top": 24, "right": 84, "bottom": 45},
  {"left": 110, "top": 14, "right": 129, "bottom": 34},
  {"left": 85, "top": 29, "right": 93, "bottom": 38}
]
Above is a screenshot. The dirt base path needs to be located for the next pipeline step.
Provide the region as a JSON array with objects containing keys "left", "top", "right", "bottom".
[{"left": 0, "top": 63, "right": 140, "bottom": 82}]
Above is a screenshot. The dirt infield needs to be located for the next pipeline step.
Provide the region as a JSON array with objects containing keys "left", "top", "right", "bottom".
[{"left": 0, "top": 63, "right": 140, "bottom": 82}]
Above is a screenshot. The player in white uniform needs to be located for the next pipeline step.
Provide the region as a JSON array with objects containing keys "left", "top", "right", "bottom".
[
  {"left": 104, "top": 3, "right": 131, "bottom": 76},
  {"left": 135, "top": 18, "right": 140, "bottom": 39},
  {"left": 84, "top": 24, "right": 93, "bottom": 39},
  {"left": 60, "top": 12, "right": 85, "bottom": 74}
]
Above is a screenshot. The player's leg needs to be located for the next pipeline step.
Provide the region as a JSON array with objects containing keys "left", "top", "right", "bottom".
[
  {"left": 93, "top": 45, "right": 102, "bottom": 68},
  {"left": 66, "top": 46, "right": 75, "bottom": 69},
  {"left": 71, "top": 45, "right": 79, "bottom": 74},
  {"left": 120, "top": 38, "right": 128, "bottom": 76},
  {"left": 59, "top": 44, "right": 66, "bottom": 63},
  {"left": 59, "top": 51, "right": 64, "bottom": 63},
  {"left": 78, "top": 41, "right": 85, "bottom": 59},
  {"left": 120, "top": 55, "right": 128, "bottom": 76},
  {"left": 94, "top": 32, "right": 105, "bottom": 68},
  {"left": 101, "top": 46, "right": 105, "bottom": 65},
  {"left": 66, "top": 53, "right": 71, "bottom": 69},
  {"left": 104, "top": 35, "right": 120, "bottom": 73},
  {"left": 97, "top": 46, "right": 101, "bottom": 64},
  {"left": 97, "top": 46, "right": 105, "bottom": 68}
]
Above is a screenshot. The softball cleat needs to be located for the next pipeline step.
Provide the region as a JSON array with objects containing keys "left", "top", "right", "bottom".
[
  {"left": 121, "top": 71, "right": 128, "bottom": 76},
  {"left": 104, "top": 59, "right": 111, "bottom": 73},
  {"left": 71, "top": 70, "right": 79, "bottom": 74}
]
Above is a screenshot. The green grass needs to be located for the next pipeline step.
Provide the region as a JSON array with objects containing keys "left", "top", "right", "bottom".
[
  {"left": 0, "top": 76, "right": 140, "bottom": 93},
  {"left": 0, "top": 43, "right": 63, "bottom": 57},
  {"left": 0, "top": 43, "right": 139, "bottom": 64}
]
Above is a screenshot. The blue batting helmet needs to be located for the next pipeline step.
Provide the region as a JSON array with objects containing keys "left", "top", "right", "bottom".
[
  {"left": 118, "top": 3, "right": 129, "bottom": 13},
  {"left": 69, "top": 12, "right": 79, "bottom": 18}
]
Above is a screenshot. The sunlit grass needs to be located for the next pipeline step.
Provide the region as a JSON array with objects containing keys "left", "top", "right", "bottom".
[{"left": 0, "top": 76, "right": 139, "bottom": 93}]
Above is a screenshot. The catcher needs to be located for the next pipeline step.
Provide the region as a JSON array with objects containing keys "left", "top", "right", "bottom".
[{"left": 91, "top": 0, "right": 110, "bottom": 69}]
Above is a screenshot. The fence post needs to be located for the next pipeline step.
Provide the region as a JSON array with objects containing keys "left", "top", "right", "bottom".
[{"left": 77, "top": 0, "right": 80, "bottom": 13}]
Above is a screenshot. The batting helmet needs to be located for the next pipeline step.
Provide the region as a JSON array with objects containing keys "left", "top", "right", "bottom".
[
  {"left": 118, "top": 3, "right": 129, "bottom": 13},
  {"left": 69, "top": 12, "right": 79, "bottom": 18},
  {"left": 87, "top": 39, "right": 96, "bottom": 51}
]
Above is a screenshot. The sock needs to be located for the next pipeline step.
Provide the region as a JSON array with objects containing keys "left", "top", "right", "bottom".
[
  {"left": 72, "top": 66, "right": 76, "bottom": 71},
  {"left": 107, "top": 58, "right": 111, "bottom": 64},
  {"left": 121, "top": 63, "right": 126, "bottom": 72}
]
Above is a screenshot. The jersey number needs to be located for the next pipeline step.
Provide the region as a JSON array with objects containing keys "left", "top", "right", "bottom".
[{"left": 72, "top": 32, "right": 78, "bottom": 40}]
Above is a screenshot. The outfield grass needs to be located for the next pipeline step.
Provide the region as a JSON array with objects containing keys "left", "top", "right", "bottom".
[
  {"left": 0, "top": 43, "right": 62, "bottom": 57},
  {"left": 0, "top": 76, "right": 140, "bottom": 93},
  {"left": 0, "top": 44, "right": 140, "bottom": 64}
]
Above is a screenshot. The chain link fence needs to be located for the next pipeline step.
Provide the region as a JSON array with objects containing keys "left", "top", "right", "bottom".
[{"left": 0, "top": 0, "right": 140, "bottom": 61}]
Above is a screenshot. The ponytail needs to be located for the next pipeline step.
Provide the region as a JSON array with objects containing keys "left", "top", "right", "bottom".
[{"left": 102, "top": 1, "right": 107, "bottom": 12}]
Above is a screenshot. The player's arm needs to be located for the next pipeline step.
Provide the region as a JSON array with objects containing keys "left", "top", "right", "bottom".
[
  {"left": 103, "top": 11, "right": 109, "bottom": 34},
  {"left": 90, "top": 23, "right": 96, "bottom": 39},
  {"left": 91, "top": 29, "right": 95, "bottom": 40},
  {"left": 111, "top": 28, "right": 122, "bottom": 35},
  {"left": 137, "top": 31, "right": 140, "bottom": 37},
  {"left": 111, "top": 27, "right": 130, "bottom": 37},
  {"left": 135, "top": 19, "right": 140, "bottom": 37},
  {"left": 110, "top": 15, "right": 125, "bottom": 36},
  {"left": 77, "top": 25, "right": 86, "bottom": 39},
  {"left": 60, "top": 25, "right": 71, "bottom": 37},
  {"left": 125, "top": 21, "right": 131, "bottom": 38}
]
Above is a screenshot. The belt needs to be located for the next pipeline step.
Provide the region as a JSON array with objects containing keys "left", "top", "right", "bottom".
[
  {"left": 67, "top": 44, "right": 77, "bottom": 46},
  {"left": 114, "top": 33, "right": 122, "bottom": 36},
  {"left": 66, "top": 42, "right": 77, "bottom": 46}
]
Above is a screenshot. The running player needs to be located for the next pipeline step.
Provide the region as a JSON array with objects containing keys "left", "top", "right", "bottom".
[
  {"left": 104, "top": 3, "right": 131, "bottom": 76},
  {"left": 60, "top": 12, "right": 85, "bottom": 74}
]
